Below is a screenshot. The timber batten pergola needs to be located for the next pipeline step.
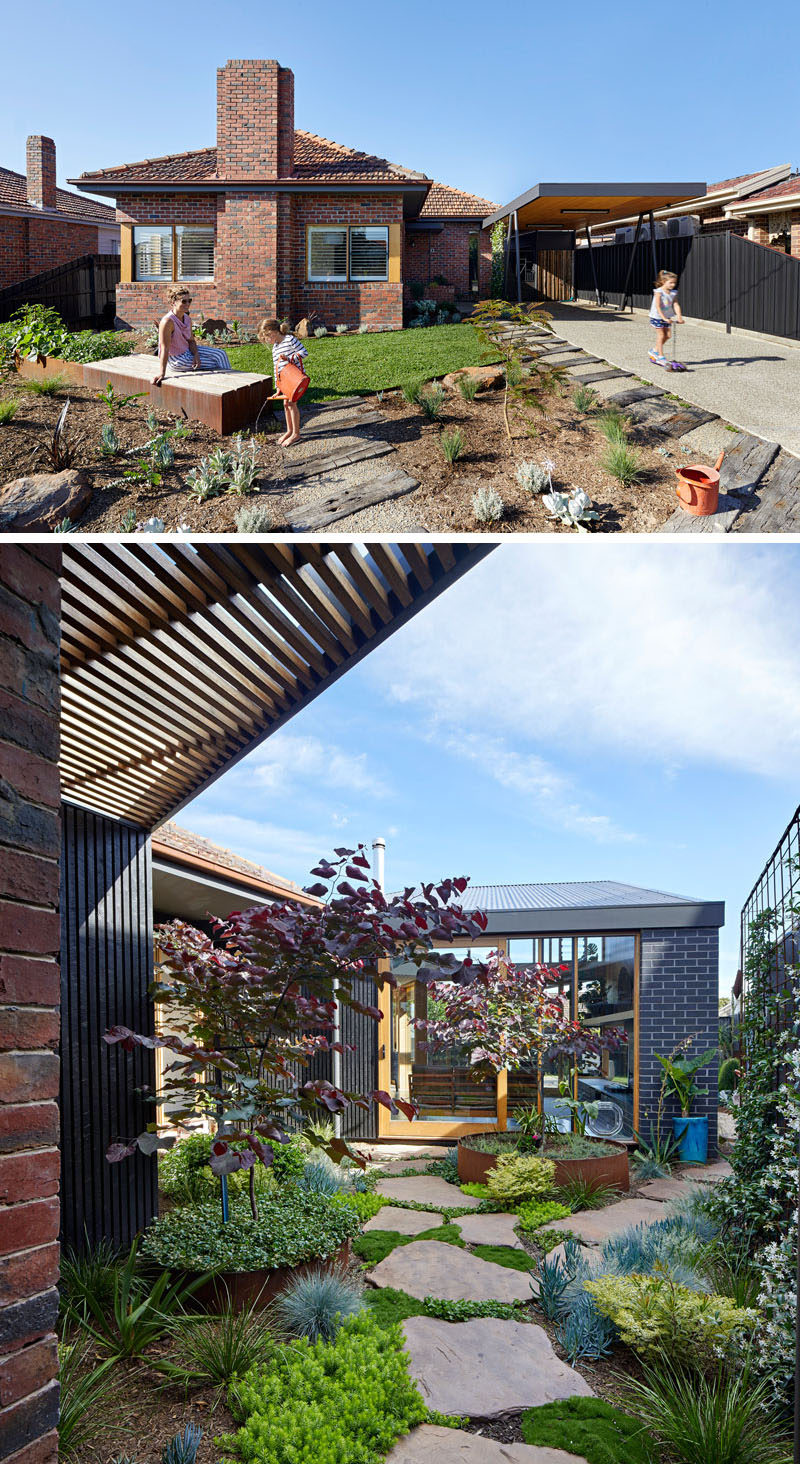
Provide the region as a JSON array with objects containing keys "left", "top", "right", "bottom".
[{"left": 59, "top": 541, "right": 491, "bottom": 829}]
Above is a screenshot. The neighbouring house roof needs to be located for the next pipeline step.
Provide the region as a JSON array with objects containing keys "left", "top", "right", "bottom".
[
  {"left": 0, "top": 164, "right": 116, "bottom": 223},
  {"left": 706, "top": 168, "right": 784, "bottom": 195},
  {"left": 152, "top": 821, "right": 312, "bottom": 905},
  {"left": 435, "top": 880, "right": 724, "bottom": 935},
  {"left": 72, "top": 131, "right": 430, "bottom": 190},
  {"left": 420, "top": 182, "right": 496, "bottom": 220},
  {"left": 726, "top": 172, "right": 800, "bottom": 213}
]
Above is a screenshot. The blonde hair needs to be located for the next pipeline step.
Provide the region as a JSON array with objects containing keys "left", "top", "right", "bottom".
[
  {"left": 168, "top": 285, "right": 191, "bottom": 302},
  {"left": 257, "top": 317, "right": 282, "bottom": 342},
  {"left": 654, "top": 269, "right": 678, "bottom": 289}
]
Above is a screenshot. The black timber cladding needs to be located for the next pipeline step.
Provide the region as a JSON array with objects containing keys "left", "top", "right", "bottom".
[{"left": 60, "top": 803, "right": 157, "bottom": 1250}]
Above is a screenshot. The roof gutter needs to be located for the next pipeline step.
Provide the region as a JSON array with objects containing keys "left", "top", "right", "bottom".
[
  {"left": 151, "top": 841, "right": 320, "bottom": 907},
  {"left": 726, "top": 192, "right": 800, "bottom": 216}
]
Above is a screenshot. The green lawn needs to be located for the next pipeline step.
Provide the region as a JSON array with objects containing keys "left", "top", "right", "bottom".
[{"left": 227, "top": 323, "right": 501, "bottom": 401}]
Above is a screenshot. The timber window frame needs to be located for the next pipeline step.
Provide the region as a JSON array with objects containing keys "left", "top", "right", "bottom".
[{"left": 133, "top": 224, "right": 214, "bottom": 282}]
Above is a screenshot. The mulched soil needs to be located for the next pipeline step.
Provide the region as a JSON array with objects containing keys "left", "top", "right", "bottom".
[{"left": 0, "top": 355, "right": 681, "bottom": 534}]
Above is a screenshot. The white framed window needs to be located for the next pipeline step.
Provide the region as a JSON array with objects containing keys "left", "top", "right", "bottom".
[
  {"left": 350, "top": 226, "right": 389, "bottom": 281},
  {"left": 308, "top": 227, "right": 348, "bottom": 281},
  {"left": 134, "top": 226, "right": 173, "bottom": 281},
  {"left": 177, "top": 225, "right": 214, "bottom": 281}
]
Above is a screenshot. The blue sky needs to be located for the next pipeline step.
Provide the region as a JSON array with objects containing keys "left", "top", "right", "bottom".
[
  {"left": 181, "top": 541, "right": 800, "bottom": 995},
  {"left": 3, "top": 0, "right": 797, "bottom": 208}
]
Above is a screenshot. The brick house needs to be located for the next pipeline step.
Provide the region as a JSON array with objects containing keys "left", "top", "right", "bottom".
[
  {"left": 0, "top": 136, "right": 118, "bottom": 290},
  {"left": 609, "top": 165, "right": 800, "bottom": 258},
  {"left": 70, "top": 58, "right": 495, "bottom": 333}
]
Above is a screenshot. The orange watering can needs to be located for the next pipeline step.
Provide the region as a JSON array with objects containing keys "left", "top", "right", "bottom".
[{"left": 675, "top": 451, "right": 725, "bottom": 517}]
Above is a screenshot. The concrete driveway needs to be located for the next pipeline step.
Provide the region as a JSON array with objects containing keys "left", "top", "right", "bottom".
[{"left": 544, "top": 302, "right": 800, "bottom": 458}]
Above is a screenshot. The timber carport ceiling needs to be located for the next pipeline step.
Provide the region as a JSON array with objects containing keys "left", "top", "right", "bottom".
[
  {"left": 59, "top": 541, "right": 492, "bottom": 830},
  {"left": 483, "top": 183, "right": 706, "bottom": 232}
]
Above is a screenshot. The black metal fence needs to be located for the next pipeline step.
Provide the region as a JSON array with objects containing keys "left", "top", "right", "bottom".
[
  {"left": 0, "top": 253, "right": 120, "bottom": 328},
  {"left": 740, "top": 804, "right": 800, "bottom": 1049},
  {"left": 574, "top": 233, "right": 800, "bottom": 342}
]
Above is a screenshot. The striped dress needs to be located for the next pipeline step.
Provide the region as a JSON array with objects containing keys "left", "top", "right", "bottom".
[
  {"left": 272, "top": 333, "right": 308, "bottom": 385},
  {"left": 166, "top": 312, "right": 230, "bottom": 373}
]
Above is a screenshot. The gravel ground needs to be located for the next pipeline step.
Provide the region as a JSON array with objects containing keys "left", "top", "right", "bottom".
[{"left": 550, "top": 301, "right": 800, "bottom": 456}]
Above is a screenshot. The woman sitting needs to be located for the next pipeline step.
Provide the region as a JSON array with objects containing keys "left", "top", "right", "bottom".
[{"left": 153, "top": 287, "right": 231, "bottom": 386}]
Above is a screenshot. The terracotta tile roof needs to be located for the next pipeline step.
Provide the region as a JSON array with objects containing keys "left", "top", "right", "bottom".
[
  {"left": 706, "top": 169, "right": 772, "bottom": 194},
  {"left": 420, "top": 182, "right": 496, "bottom": 219},
  {"left": 152, "top": 821, "right": 314, "bottom": 903},
  {"left": 0, "top": 164, "right": 115, "bottom": 222},
  {"left": 76, "top": 132, "right": 428, "bottom": 188},
  {"left": 740, "top": 173, "right": 800, "bottom": 203}
]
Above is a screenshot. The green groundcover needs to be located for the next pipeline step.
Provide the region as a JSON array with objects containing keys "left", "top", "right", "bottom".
[{"left": 520, "top": 1398, "right": 657, "bottom": 1464}]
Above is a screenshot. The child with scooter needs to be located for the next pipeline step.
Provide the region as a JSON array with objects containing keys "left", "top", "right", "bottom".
[{"left": 648, "top": 270, "right": 685, "bottom": 369}]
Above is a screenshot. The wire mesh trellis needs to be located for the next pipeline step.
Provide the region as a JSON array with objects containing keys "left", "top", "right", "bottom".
[{"left": 740, "top": 803, "right": 800, "bottom": 1069}]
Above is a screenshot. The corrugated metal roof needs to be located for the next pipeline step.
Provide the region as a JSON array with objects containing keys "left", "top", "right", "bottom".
[{"left": 451, "top": 880, "right": 700, "bottom": 913}]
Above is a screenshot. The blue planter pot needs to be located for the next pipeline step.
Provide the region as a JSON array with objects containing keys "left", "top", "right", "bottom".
[{"left": 672, "top": 1115, "right": 708, "bottom": 1164}]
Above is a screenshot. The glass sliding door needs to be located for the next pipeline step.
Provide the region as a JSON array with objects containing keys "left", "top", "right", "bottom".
[
  {"left": 576, "top": 934, "right": 636, "bottom": 1137},
  {"left": 388, "top": 948, "right": 497, "bottom": 1124}
]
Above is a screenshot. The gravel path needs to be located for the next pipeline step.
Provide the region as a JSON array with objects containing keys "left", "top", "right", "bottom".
[{"left": 548, "top": 302, "right": 800, "bottom": 457}]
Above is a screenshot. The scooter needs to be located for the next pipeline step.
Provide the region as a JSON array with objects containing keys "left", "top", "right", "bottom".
[{"left": 666, "top": 320, "right": 688, "bottom": 372}]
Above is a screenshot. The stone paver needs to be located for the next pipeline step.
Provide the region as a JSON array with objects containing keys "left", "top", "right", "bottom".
[
  {"left": 454, "top": 1212, "right": 524, "bottom": 1249},
  {"left": 386, "top": 1425, "right": 588, "bottom": 1464},
  {"left": 369, "top": 1240, "right": 533, "bottom": 1303},
  {"left": 636, "top": 1177, "right": 701, "bottom": 1202},
  {"left": 681, "top": 1159, "right": 732, "bottom": 1182},
  {"left": 372, "top": 1159, "right": 441, "bottom": 1175},
  {"left": 555, "top": 1197, "right": 666, "bottom": 1246},
  {"left": 363, "top": 1206, "right": 443, "bottom": 1236},
  {"left": 402, "top": 1317, "right": 594, "bottom": 1417},
  {"left": 375, "top": 1176, "right": 481, "bottom": 1209}
]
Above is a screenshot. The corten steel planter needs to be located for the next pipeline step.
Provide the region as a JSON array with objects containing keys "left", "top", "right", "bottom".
[
  {"left": 188, "top": 1239, "right": 352, "bottom": 1312},
  {"left": 81, "top": 354, "right": 274, "bottom": 435},
  {"left": 457, "top": 1137, "right": 630, "bottom": 1192},
  {"left": 16, "top": 354, "right": 86, "bottom": 386}
]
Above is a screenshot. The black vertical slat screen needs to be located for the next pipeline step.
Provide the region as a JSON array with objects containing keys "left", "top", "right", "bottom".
[
  {"left": 340, "top": 974, "right": 380, "bottom": 1140},
  {"left": 572, "top": 232, "right": 800, "bottom": 341},
  {"left": 60, "top": 803, "right": 157, "bottom": 1251}
]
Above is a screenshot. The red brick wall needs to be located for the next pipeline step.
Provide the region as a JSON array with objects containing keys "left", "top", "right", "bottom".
[
  {"left": 403, "top": 222, "right": 492, "bottom": 302},
  {"left": 115, "top": 192, "right": 222, "bottom": 329},
  {"left": 0, "top": 217, "right": 99, "bottom": 290},
  {"left": 700, "top": 211, "right": 748, "bottom": 238},
  {"left": 0, "top": 546, "right": 61, "bottom": 1464},
  {"left": 289, "top": 193, "right": 404, "bottom": 330},
  {"left": 216, "top": 60, "right": 294, "bottom": 179}
]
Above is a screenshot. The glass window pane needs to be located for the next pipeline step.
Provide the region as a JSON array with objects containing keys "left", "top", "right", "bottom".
[
  {"left": 508, "top": 938, "right": 535, "bottom": 965},
  {"left": 350, "top": 226, "right": 388, "bottom": 280},
  {"left": 389, "top": 945, "right": 497, "bottom": 1122},
  {"left": 577, "top": 935, "right": 636, "bottom": 1137},
  {"left": 134, "top": 226, "right": 173, "bottom": 282},
  {"left": 308, "top": 227, "right": 347, "bottom": 281},
  {"left": 540, "top": 941, "right": 574, "bottom": 1126},
  {"left": 177, "top": 226, "right": 214, "bottom": 281}
]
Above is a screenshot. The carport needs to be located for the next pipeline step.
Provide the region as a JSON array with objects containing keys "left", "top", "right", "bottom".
[{"left": 483, "top": 182, "right": 706, "bottom": 305}]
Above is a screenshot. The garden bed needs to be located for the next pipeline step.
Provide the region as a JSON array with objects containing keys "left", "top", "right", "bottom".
[
  {"left": 457, "top": 1134, "right": 630, "bottom": 1192},
  {"left": 188, "top": 1239, "right": 352, "bottom": 1311}
]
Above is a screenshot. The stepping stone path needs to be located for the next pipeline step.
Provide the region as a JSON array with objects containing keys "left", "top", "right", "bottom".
[
  {"left": 363, "top": 1206, "right": 444, "bottom": 1236},
  {"left": 455, "top": 1211, "right": 525, "bottom": 1249},
  {"left": 375, "top": 1175, "right": 482, "bottom": 1208},
  {"left": 386, "top": 1424, "right": 588, "bottom": 1464},
  {"left": 370, "top": 1240, "right": 534, "bottom": 1303},
  {"left": 554, "top": 1196, "right": 665, "bottom": 1246},
  {"left": 636, "top": 1176, "right": 701, "bottom": 1202},
  {"left": 402, "top": 1316, "right": 594, "bottom": 1417}
]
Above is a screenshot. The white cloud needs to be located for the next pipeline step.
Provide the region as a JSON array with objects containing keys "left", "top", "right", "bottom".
[
  {"left": 246, "top": 731, "right": 391, "bottom": 800},
  {"left": 178, "top": 813, "right": 326, "bottom": 880},
  {"left": 438, "top": 730, "right": 637, "bottom": 843},
  {"left": 375, "top": 543, "right": 800, "bottom": 781}
]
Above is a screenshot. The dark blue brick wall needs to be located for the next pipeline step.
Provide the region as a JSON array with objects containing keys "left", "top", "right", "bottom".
[{"left": 639, "top": 926, "right": 719, "bottom": 1155}]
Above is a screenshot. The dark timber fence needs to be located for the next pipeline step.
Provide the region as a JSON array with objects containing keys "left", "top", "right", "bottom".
[
  {"left": 0, "top": 252, "right": 120, "bottom": 328},
  {"left": 573, "top": 234, "right": 800, "bottom": 342},
  {"left": 60, "top": 803, "right": 156, "bottom": 1251}
]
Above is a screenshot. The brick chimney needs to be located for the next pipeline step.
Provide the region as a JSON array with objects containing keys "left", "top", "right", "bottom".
[
  {"left": 26, "top": 135, "right": 57, "bottom": 210},
  {"left": 216, "top": 59, "right": 294, "bottom": 180}
]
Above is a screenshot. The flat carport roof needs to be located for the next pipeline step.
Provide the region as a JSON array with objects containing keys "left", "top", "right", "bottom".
[{"left": 483, "top": 183, "right": 706, "bottom": 232}]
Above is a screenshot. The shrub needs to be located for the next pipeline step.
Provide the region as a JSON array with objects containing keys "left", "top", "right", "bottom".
[
  {"left": 224, "top": 1313, "right": 429, "bottom": 1462},
  {"left": 595, "top": 409, "right": 629, "bottom": 444},
  {"left": 66, "top": 1238, "right": 207, "bottom": 1359},
  {"left": 601, "top": 439, "right": 642, "bottom": 487},
  {"left": 457, "top": 374, "right": 479, "bottom": 401},
  {"left": 60, "top": 330, "right": 134, "bottom": 364},
  {"left": 332, "top": 1190, "right": 384, "bottom": 1224},
  {"left": 314, "top": 326, "right": 328, "bottom": 337},
  {"left": 141, "top": 1191, "right": 361, "bottom": 1273},
  {"left": 0, "top": 399, "right": 18, "bottom": 423},
  {"left": 538, "top": 1227, "right": 578, "bottom": 1253},
  {"left": 572, "top": 385, "right": 598, "bottom": 413},
  {"left": 401, "top": 379, "right": 424, "bottom": 405},
  {"left": 418, "top": 385, "right": 446, "bottom": 421},
  {"left": 335, "top": 324, "right": 348, "bottom": 334},
  {"left": 165, "top": 1294, "right": 273, "bottom": 1390},
  {"left": 472, "top": 485, "right": 504, "bottom": 523},
  {"left": 441, "top": 427, "right": 464, "bottom": 464},
  {"left": 718, "top": 1058, "right": 739, "bottom": 1091},
  {"left": 517, "top": 1199, "right": 572, "bottom": 1233},
  {"left": 271, "top": 1266, "right": 364, "bottom": 1343},
  {"left": 619, "top": 1360, "right": 792, "bottom": 1464},
  {"left": 426, "top": 1147, "right": 459, "bottom": 1185},
  {"left": 558, "top": 1176, "right": 619, "bottom": 1211},
  {"left": 235, "top": 503, "right": 275, "bottom": 534},
  {"left": 598, "top": 1217, "right": 707, "bottom": 1288},
  {"left": 485, "top": 1154, "right": 556, "bottom": 1204},
  {"left": 584, "top": 1273, "right": 757, "bottom": 1366},
  {"left": 485, "top": 1154, "right": 554, "bottom": 1203},
  {"left": 521, "top": 1397, "right": 657, "bottom": 1464},
  {"left": 298, "top": 1160, "right": 346, "bottom": 1197},
  {"left": 515, "top": 459, "right": 553, "bottom": 494}
]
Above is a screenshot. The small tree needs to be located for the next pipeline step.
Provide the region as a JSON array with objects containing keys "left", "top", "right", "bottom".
[
  {"left": 104, "top": 848, "right": 490, "bottom": 1218},
  {"left": 470, "top": 300, "right": 557, "bottom": 441},
  {"left": 415, "top": 953, "right": 625, "bottom": 1088}
]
